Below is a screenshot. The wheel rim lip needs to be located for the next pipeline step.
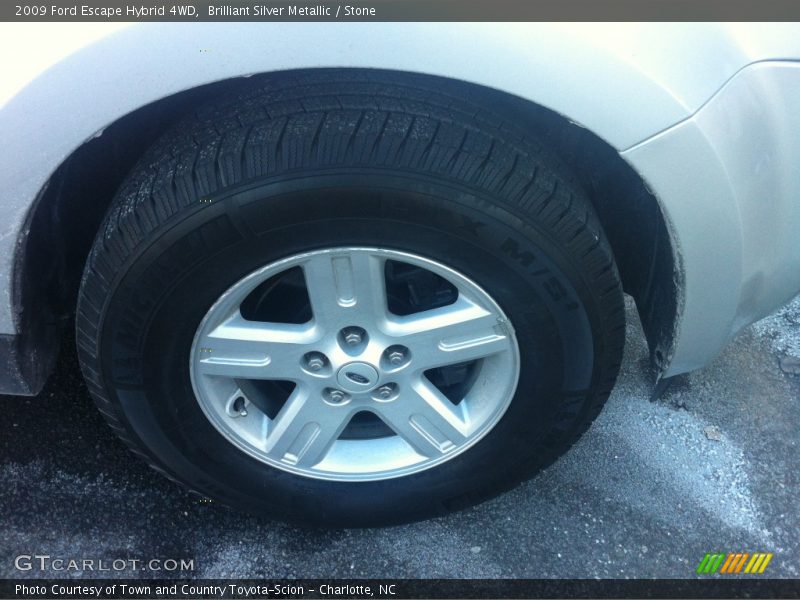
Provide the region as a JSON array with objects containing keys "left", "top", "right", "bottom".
[{"left": 189, "top": 246, "right": 521, "bottom": 482}]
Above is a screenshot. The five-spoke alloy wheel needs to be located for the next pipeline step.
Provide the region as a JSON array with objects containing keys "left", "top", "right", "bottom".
[{"left": 191, "top": 247, "right": 520, "bottom": 481}]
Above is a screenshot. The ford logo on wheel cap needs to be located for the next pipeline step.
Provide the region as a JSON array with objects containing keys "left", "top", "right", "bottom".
[
  {"left": 346, "top": 372, "right": 370, "bottom": 384},
  {"left": 337, "top": 362, "right": 379, "bottom": 392}
]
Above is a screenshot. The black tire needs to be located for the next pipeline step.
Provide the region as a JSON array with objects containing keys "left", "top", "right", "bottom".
[{"left": 76, "top": 71, "right": 625, "bottom": 526}]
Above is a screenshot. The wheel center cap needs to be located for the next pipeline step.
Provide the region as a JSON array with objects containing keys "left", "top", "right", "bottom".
[{"left": 337, "top": 362, "right": 379, "bottom": 393}]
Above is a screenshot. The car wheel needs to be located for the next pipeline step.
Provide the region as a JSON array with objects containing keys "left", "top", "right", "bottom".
[{"left": 76, "top": 72, "right": 624, "bottom": 526}]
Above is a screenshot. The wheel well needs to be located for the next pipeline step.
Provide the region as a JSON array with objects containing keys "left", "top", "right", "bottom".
[{"left": 17, "top": 68, "right": 678, "bottom": 392}]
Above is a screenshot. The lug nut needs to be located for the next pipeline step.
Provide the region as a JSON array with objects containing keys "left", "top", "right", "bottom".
[
  {"left": 374, "top": 383, "right": 398, "bottom": 401},
  {"left": 325, "top": 389, "right": 348, "bottom": 404},
  {"left": 340, "top": 326, "right": 367, "bottom": 348},
  {"left": 303, "top": 352, "right": 328, "bottom": 373},
  {"left": 383, "top": 345, "right": 410, "bottom": 367},
  {"left": 345, "top": 332, "right": 362, "bottom": 346}
]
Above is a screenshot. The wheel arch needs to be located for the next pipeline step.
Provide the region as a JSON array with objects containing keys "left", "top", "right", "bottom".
[{"left": 9, "top": 67, "right": 679, "bottom": 395}]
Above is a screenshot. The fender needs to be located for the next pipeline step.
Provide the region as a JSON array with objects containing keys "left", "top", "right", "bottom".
[{"left": 624, "top": 61, "right": 800, "bottom": 376}]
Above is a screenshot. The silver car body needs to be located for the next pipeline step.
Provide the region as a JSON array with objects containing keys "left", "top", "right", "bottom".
[{"left": 1, "top": 22, "right": 799, "bottom": 391}]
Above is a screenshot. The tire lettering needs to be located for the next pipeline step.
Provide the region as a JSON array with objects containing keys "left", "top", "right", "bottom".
[{"left": 500, "top": 237, "right": 536, "bottom": 267}]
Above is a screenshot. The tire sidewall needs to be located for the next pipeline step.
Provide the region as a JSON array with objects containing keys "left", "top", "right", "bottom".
[{"left": 98, "top": 170, "right": 603, "bottom": 525}]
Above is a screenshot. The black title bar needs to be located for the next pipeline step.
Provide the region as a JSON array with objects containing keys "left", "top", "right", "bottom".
[{"left": 5, "top": 0, "right": 800, "bottom": 22}]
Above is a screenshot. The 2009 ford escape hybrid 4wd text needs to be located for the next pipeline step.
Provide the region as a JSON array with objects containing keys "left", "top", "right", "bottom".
[{"left": 1, "top": 23, "right": 799, "bottom": 526}]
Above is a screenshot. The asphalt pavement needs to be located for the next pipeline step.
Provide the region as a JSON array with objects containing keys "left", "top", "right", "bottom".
[{"left": 1, "top": 296, "right": 798, "bottom": 579}]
